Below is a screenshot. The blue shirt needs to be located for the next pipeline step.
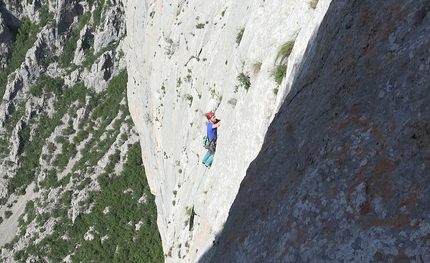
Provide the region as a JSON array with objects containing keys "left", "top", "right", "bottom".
[{"left": 207, "top": 122, "right": 217, "bottom": 141}]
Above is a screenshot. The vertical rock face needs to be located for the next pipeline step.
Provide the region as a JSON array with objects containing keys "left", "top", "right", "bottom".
[
  {"left": 125, "top": 0, "right": 333, "bottom": 261},
  {"left": 209, "top": 0, "right": 430, "bottom": 262}
]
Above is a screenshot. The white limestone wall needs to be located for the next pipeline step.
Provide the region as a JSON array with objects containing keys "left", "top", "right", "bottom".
[{"left": 124, "top": 0, "right": 331, "bottom": 261}]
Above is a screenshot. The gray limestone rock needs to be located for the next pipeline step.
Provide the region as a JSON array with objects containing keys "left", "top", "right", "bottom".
[
  {"left": 0, "top": 0, "right": 129, "bottom": 257},
  {"left": 209, "top": 0, "right": 430, "bottom": 262}
]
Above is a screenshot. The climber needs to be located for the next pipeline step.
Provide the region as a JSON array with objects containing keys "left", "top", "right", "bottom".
[{"left": 202, "top": 111, "right": 220, "bottom": 168}]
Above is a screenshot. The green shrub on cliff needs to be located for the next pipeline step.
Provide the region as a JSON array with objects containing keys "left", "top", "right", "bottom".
[
  {"left": 236, "top": 27, "right": 245, "bottom": 46},
  {"left": 60, "top": 29, "right": 80, "bottom": 66},
  {"left": 274, "top": 40, "right": 295, "bottom": 63},
  {"left": 237, "top": 72, "right": 251, "bottom": 91},
  {"left": 15, "top": 143, "right": 163, "bottom": 263},
  {"left": 272, "top": 64, "right": 287, "bottom": 85},
  {"left": 10, "top": 70, "right": 164, "bottom": 262},
  {"left": 310, "top": 0, "right": 319, "bottom": 9},
  {"left": 0, "top": 17, "right": 39, "bottom": 97},
  {"left": 272, "top": 40, "right": 295, "bottom": 85}
]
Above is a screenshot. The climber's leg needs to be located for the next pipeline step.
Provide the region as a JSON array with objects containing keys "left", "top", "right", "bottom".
[
  {"left": 204, "top": 153, "right": 214, "bottom": 167},
  {"left": 202, "top": 151, "right": 211, "bottom": 164}
]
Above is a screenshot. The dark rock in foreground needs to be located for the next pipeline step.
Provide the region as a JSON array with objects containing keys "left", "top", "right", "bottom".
[{"left": 209, "top": 0, "right": 430, "bottom": 262}]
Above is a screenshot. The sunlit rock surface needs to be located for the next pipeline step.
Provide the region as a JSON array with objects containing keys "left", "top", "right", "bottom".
[{"left": 125, "top": 0, "right": 332, "bottom": 261}]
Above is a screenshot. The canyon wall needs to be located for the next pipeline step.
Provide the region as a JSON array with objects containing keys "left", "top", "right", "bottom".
[
  {"left": 126, "top": 0, "right": 430, "bottom": 262},
  {"left": 125, "top": 0, "right": 331, "bottom": 261},
  {"left": 0, "top": 0, "right": 153, "bottom": 261}
]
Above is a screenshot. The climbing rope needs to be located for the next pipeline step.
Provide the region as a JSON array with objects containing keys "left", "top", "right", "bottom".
[
  {"left": 191, "top": 166, "right": 208, "bottom": 205},
  {"left": 189, "top": 166, "right": 208, "bottom": 231}
]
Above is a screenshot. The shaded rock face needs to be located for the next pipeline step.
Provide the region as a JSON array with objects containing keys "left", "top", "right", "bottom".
[
  {"left": 210, "top": 0, "right": 430, "bottom": 262},
  {"left": 0, "top": 1, "right": 21, "bottom": 30},
  {"left": 0, "top": 1, "right": 17, "bottom": 66},
  {"left": 57, "top": 0, "right": 82, "bottom": 34}
]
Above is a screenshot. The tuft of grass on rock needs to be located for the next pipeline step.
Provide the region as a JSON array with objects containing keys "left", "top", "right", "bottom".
[
  {"left": 310, "top": 0, "right": 319, "bottom": 9},
  {"left": 272, "top": 64, "right": 287, "bottom": 85},
  {"left": 236, "top": 27, "right": 245, "bottom": 46},
  {"left": 237, "top": 72, "right": 251, "bottom": 91},
  {"left": 272, "top": 40, "right": 295, "bottom": 85},
  {"left": 274, "top": 40, "right": 295, "bottom": 64},
  {"left": 228, "top": 98, "right": 237, "bottom": 107},
  {"left": 252, "top": 61, "right": 262, "bottom": 75}
]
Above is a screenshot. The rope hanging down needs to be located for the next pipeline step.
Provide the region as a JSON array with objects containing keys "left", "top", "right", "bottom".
[{"left": 189, "top": 167, "right": 208, "bottom": 231}]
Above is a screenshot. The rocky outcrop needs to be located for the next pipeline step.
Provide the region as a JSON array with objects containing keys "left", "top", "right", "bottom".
[
  {"left": 0, "top": 3, "right": 15, "bottom": 67},
  {"left": 0, "top": 0, "right": 132, "bottom": 260},
  {"left": 209, "top": 0, "right": 430, "bottom": 262}
]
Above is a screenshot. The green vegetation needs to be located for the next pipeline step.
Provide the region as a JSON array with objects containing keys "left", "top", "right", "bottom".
[
  {"left": 164, "top": 37, "right": 177, "bottom": 58},
  {"left": 7, "top": 77, "right": 82, "bottom": 194},
  {"left": 184, "top": 56, "right": 200, "bottom": 67},
  {"left": 236, "top": 27, "right": 245, "bottom": 46},
  {"left": 272, "top": 64, "right": 287, "bottom": 85},
  {"left": 166, "top": 246, "right": 173, "bottom": 258},
  {"left": 145, "top": 113, "right": 153, "bottom": 124},
  {"left": 93, "top": 0, "right": 106, "bottom": 28},
  {"left": 8, "top": 77, "right": 69, "bottom": 194},
  {"left": 185, "top": 69, "right": 193, "bottom": 83},
  {"left": 185, "top": 206, "right": 192, "bottom": 216},
  {"left": 83, "top": 41, "right": 118, "bottom": 69},
  {"left": 60, "top": 29, "right": 80, "bottom": 66},
  {"left": 310, "top": 0, "right": 319, "bottom": 9},
  {"left": 0, "top": 2, "right": 164, "bottom": 262},
  {"left": 0, "top": 17, "right": 39, "bottom": 98},
  {"left": 272, "top": 40, "right": 295, "bottom": 85},
  {"left": 29, "top": 75, "right": 64, "bottom": 97},
  {"left": 79, "top": 12, "right": 91, "bottom": 30},
  {"left": 228, "top": 98, "right": 237, "bottom": 107},
  {"left": 39, "top": 6, "right": 55, "bottom": 27},
  {"left": 237, "top": 72, "right": 251, "bottom": 91},
  {"left": 4, "top": 210, "right": 13, "bottom": 218},
  {"left": 274, "top": 40, "right": 295, "bottom": 63},
  {"left": 13, "top": 144, "right": 164, "bottom": 262},
  {"left": 196, "top": 23, "right": 205, "bottom": 29},
  {"left": 72, "top": 70, "right": 130, "bottom": 170},
  {"left": 221, "top": 9, "right": 227, "bottom": 17},
  {"left": 183, "top": 94, "right": 193, "bottom": 106},
  {"left": 150, "top": 11, "right": 156, "bottom": 19},
  {"left": 4, "top": 71, "right": 164, "bottom": 262}
]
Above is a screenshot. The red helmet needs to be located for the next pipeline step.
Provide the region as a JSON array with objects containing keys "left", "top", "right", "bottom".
[{"left": 206, "top": 112, "right": 214, "bottom": 120}]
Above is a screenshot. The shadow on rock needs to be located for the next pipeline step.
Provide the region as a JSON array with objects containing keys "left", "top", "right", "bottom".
[{"left": 198, "top": 0, "right": 430, "bottom": 262}]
